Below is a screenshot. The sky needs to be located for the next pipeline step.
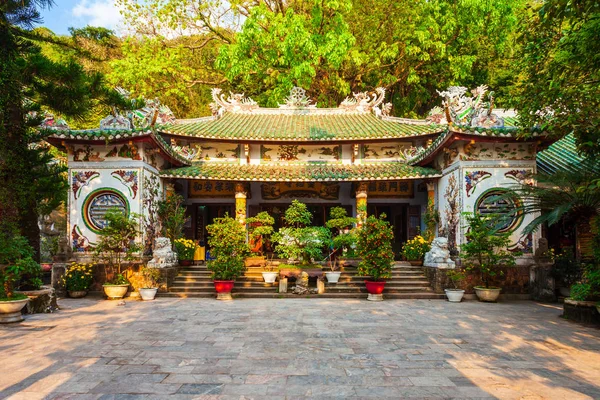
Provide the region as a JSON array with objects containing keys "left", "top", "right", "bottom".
[{"left": 38, "top": 0, "right": 123, "bottom": 36}]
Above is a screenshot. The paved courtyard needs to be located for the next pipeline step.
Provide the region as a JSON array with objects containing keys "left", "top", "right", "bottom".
[{"left": 0, "top": 298, "right": 599, "bottom": 400}]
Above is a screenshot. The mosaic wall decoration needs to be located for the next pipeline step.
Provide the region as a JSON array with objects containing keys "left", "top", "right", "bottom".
[
  {"left": 73, "top": 145, "right": 105, "bottom": 162},
  {"left": 351, "top": 181, "right": 414, "bottom": 198},
  {"left": 465, "top": 170, "right": 491, "bottom": 197},
  {"left": 72, "top": 224, "right": 93, "bottom": 252},
  {"left": 509, "top": 233, "right": 533, "bottom": 254},
  {"left": 475, "top": 188, "right": 522, "bottom": 233},
  {"left": 362, "top": 143, "right": 410, "bottom": 162},
  {"left": 261, "top": 145, "right": 341, "bottom": 162},
  {"left": 82, "top": 189, "right": 129, "bottom": 233},
  {"left": 460, "top": 143, "right": 535, "bottom": 161},
  {"left": 188, "top": 180, "right": 251, "bottom": 198},
  {"left": 198, "top": 143, "right": 239, "bottom": 162},
  {"left": 261, "top": 182, "right": 340, "bottom": 200},
  {"left": 111, "top": 170, "right": 139, "bottom": 199},
  {"left": 505, "top": 169, "right": 533, "bottom": 184},
  {"left": 105, "top": 144, "right": 142, "bottom": 160},
  {"left": 72, "top": 171, "right": 100, "bottom": 200}
]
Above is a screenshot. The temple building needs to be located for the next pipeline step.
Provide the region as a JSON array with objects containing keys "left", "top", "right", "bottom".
[{"left": 45, "top": 85, "right": 553, "bottom": 258}]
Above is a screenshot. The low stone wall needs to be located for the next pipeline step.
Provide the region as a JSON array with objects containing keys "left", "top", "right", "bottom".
[
  {"left": 423, "top": 256, "right": 555, "bottom": 300},
  {"left": 563, "top": 299, "right": 600, "bottom": 325},
  {"left": 52, "top": 261, "right": 181, "bottom": 297},
  {"left": 17, "top": 286, "right": 58, "bottom": 314}
]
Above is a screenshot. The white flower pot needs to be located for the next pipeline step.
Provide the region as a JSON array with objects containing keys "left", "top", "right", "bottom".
[
  {"left": 262, "top": 272, "right": 278, "bottom": 283},
  {"left": 325, "top": 272, "right": 341, "bottom": 283},
  {"left": 474, "top": 287, "right": 501, "bottom": 302},
  {"left": 0, "top": 298, "right": 29, "bottom": 323},
  {"left": 139, "top": 288, "right": 158, "bottom": 301},
  {"left": 445, "top": 289, "right": 465, "bottom": 303}
]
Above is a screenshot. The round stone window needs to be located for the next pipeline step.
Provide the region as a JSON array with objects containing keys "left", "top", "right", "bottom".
[
  {"left": 475, "top": 189, "right": 522, "bottom": 233},
  {"left": 83, "top": 189, "right": 129, "bottom": 233}
]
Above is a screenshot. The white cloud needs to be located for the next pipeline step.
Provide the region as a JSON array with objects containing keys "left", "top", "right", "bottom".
[{"left": 72, "top": 0, "right": 122, "bottom": 30}]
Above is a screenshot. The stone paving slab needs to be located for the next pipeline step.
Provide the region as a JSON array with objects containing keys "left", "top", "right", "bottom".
[{"left": 0, "top": 298, "right": 599, "bottom": 399}]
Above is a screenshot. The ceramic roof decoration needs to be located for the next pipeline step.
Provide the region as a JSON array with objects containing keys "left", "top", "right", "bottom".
[
  {"left": 429, "top": 85, "right": 505, "bottom": 128},
  {"left": 160, "top": 162, "right": 441, "bottom": 182}
]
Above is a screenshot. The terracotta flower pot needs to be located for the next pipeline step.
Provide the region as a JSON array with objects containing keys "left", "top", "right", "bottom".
[
  {"left": 214, "top": 280, "right": 234, "bottom": 301},
  {"left": 365, "top": 280, "right": 386, "bottom": 302}
]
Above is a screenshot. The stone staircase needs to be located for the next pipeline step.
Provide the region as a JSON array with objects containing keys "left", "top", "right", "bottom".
[{"left": 160, "top": 261, "right": 444, "bottom": 299}]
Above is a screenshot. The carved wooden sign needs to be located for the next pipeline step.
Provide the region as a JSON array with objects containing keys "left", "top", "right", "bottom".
[
  {"left": 352, "top": 181, "right": 414, "bottom": 198},
  {"left": 188, "top": 180, "right": 251, "bottom": 198},
  {"left": 261, "top": 182, "right": 340, "bottom": 200}
]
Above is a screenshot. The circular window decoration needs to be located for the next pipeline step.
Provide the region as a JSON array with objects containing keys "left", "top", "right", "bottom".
[
  {"left": 475, "top": 189, "right": 522, "bottom": 233},
  {"left": 82, "top": 188, "right": 129, "bottom": 233}
]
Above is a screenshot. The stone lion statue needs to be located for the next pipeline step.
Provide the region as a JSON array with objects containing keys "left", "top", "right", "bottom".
[
  {"left": 424, "top": 237, "right": 456, "bottom": 269},
  {"left": 147, "top": 237, "right": 178, "bottom": 268}
]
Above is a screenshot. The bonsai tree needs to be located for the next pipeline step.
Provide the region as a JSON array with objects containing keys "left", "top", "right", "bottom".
[
  {"left": 94, "top": 209, "right": 142, "bottom": 285},
  {"left": 326, "top": 207, "right": 357, "bottom": 258},
  {"left": 461, "top": 212, "right": 518, "bottom": 289},
  {"left": 206, "top": 214, "right": 249, "bottom": 280},
  {"left": 272, "top": 200, "right": 331, "bottom": 264},
  {"left": 0, "top": 234, "right": 40, "bottom": 300},
  {"left": 246, "top": 211, "right": 275, "bottom": 256},
  {"left": 446, "top": 268, "right": 467, "bottom": 289},
  {"left": 157, "top": 193, "right": 186, "bottom": 249},
  {"left": 356, "top": 214, "right": 394, "bottom": 281}
]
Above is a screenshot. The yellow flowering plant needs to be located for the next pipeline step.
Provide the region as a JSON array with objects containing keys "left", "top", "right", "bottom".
[
  {"left": 174, "top": 238, "right": 197, "bottom": 260},
  {"left": 62, "top": 262, "right": 94, "bottom": 292},
  {"left": 401, "top": 235, "right": 431, "bottom": 261}
]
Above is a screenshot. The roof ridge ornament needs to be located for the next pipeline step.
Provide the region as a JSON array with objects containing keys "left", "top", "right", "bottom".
[
  {"left": 339, "top": 87, "right": 387, "bottom": 114},
  {"left": 279, "top": 87, "right": 316, "bottom": 109},
  {"left": 210, "top": 88, "right": 258, "bottom": 117},
  {"left": 429, "top": 85, "right": 504, "bottom": 128},
  {"left": 99, "top": 87, "right": 176, "bottom": 130}
]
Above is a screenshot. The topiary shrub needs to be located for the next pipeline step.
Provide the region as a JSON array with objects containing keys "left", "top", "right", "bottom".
[
  {"left": 206, "top": 214, "right": 249, "bottom": 280},
  {"left": 356, "top": 214, "right": 394, "bottom": 281}
]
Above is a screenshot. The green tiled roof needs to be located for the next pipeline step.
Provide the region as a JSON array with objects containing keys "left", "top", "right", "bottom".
[
  {"left": 44, "top": 128, "right": 151, "bottom": 141},
  {"left": 537, "top": 133, "right": 600, "bottom": 175},
  {"left": 158, "top": 113, "right": 443, "bottom": 141},
  {"left": 160, "top": 162, "right": 440, "bottom": 182}
]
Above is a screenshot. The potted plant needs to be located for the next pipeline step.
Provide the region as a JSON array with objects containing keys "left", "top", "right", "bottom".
[
  {"left": 94, "top": 209, "right": 142, "bottom": 300},
  {"left": 174, "top": 238, "right": 196, "bottom": 266},
  {"left": 356, "top": 214, "right": 394, "bottom": 301},
  {"left": 325, "top": 258, "right": 341, "bottom": 283},
  {"left": 246, "top": 212, "right": 276, "bottom": 281},
  {"left": 206, "top": 214, "right": 249, "bottom": 300},
  {"left": 261, "top": 255, "right": 278, "bottom": 283},
  {"left": 401, "top": 235, "right": 430, "bottom": 266},
  {"left": 272, "top": 200, "right": 331, "bottom": 264},
  {"left": 0, "top": 234, "right": 37, "bottom": 323},
  {"left": 445, "top": 268, "right": 466, "bottom": 302},
  {"left": 461, "top": 212, "right": 519, "bottom": 302},
  {"left": 137, "top": 266, "right": 162, "bottom": 301},
  {"left": 62, "top": 262, "right": 94, "bottom": 298}
]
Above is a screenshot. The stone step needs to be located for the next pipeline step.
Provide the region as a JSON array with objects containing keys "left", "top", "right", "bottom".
[
  {"left": 159, "top": 291, "right": 445, "bottom": 300},
  {"left": 323, "top": 286, "right": 435, "bottom": 293}
]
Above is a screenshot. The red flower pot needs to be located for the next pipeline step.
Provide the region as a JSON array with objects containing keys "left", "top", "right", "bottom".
[
  {"left": 364, "top": 280, "right": 386, "bottom": 294},
  {"left": 179, "top": 260, "right": 193, "bottom": 266},
  {"left": 214, "top": 280, "right": 234, "bottom": 293}
]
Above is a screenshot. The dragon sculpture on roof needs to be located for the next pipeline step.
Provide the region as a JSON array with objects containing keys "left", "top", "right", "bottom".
[{"left": 428, "top": 85, "right": 504, "bottom": 128}]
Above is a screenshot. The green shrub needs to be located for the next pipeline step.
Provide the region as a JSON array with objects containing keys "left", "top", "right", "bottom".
[
  {"left": 247, "top": 211, "right": 275, "bottom": 256},
  {"left": 461, "top": 212, "right": 519, "bottom": 289},
  {"left": 356, "top": 214, "right": 394, "bottom": 281},
  {"left": 94, "top": 208, "right": 142, "bottom": 284},
  {"left": 326, "top": 207, "right": 357, "bottom": 257},
  {"left": 157, "top": 193, "right": 186, "bottom": 249},
  {"left": 401, "top": 235, "right": 430, "bottom": 261},
  {"left": 206, "top": 214, "right": 249, "bottom": 280},
  {"left": 63, "top": 262, "right": 94, "bottom": 292},
  {"left": 0, "top": 234, "right": 41, "bottom": 299}
]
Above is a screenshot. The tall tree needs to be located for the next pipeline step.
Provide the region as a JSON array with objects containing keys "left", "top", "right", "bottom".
[
  {"left": 511, "top": 0, "right": 600, "bottom": 156},
  {"left": 0, "top": 1, "right": 125, "bottom": 259}
]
